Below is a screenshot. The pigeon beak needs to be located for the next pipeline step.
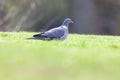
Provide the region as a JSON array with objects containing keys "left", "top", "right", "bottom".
[
  {"left": 71, "top": 21, "right": 74, "bottom": 23},
  {"left": 71, "top": 20, "right": 74, "bottom": 23}
]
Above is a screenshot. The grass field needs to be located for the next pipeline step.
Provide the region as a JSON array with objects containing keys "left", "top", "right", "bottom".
[{"left": 0, "top": 32, "right": 120, "bottom": 80}]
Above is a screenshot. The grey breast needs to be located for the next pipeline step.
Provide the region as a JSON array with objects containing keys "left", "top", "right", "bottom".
[{"left": 60, "top": 26, "right": 68, "bottom": 40}]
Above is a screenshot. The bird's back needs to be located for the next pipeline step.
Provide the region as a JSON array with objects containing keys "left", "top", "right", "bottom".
[{"left": 42, "top": 26, "right": 67, "bottom": 40}]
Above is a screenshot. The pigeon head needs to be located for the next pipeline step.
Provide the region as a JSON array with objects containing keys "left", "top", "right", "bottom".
[{"left": 62, "top": 18, "right": 73, "bottom": 27}]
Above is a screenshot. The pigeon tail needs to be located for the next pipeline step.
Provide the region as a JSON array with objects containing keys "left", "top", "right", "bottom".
[
  {"left": 33, "top": 33, "right": 45, "bottom": 39},
  {"left": 33, "top": 33, "right": 53, "bottom": 40}
]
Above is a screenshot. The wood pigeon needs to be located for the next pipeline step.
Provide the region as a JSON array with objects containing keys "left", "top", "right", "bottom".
[{"left": 30, "top": 18, "right": 73, "bottom": 40}]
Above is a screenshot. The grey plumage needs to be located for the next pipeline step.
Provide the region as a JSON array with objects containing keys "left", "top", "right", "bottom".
[{"left": 32, "top": 18, "right": 73, "bottom": 40}]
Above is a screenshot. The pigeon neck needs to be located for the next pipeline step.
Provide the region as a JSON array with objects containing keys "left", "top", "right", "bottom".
[
  {"left": 62, "top": 21, "right": 69, "bottom": 27},
  {"left": 61, "top": 25, "right": 68, "bottom": 29}
]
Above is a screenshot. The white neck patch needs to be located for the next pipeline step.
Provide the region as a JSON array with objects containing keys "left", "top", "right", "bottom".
[{"left": 61, "top": 26, "right": 68, "bottom": 29}]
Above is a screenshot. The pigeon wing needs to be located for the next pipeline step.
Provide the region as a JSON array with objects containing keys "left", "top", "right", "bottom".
[{"left": 42, "top": 27, "right": 65, "bottom": 39}]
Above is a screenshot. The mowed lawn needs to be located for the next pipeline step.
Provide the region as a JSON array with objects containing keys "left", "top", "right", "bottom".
[{"left": 0, "top": 32, "right": 120, "bottom": 80}]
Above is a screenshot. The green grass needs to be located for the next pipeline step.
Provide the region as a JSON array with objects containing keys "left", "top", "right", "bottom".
[{"left": 0, "top": 32, "right": 120, "bottom": 80}]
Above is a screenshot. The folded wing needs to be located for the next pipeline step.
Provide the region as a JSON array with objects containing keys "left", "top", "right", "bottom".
[{"left": 33, "top": 27, "right": 65, "bottom": 40}]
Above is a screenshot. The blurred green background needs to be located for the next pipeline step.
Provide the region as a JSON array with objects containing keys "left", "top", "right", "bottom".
[{"left": 0, "top": 0, "right": 120, "bottom": 34}]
